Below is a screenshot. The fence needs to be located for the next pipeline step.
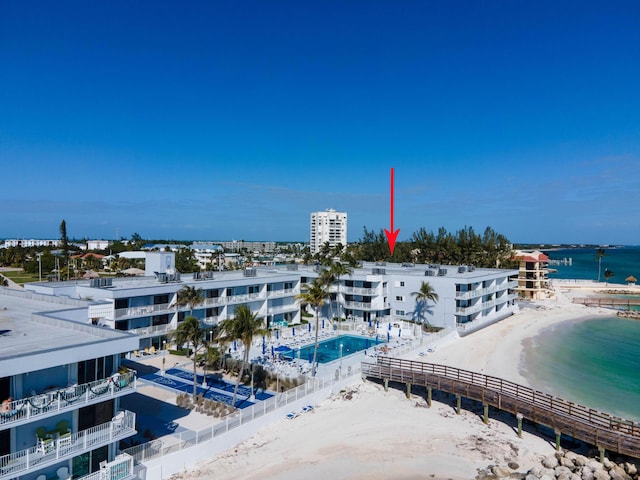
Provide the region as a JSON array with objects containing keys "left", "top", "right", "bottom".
[{"left": 121, "top": 366, "right": 362, "bottom": 465}]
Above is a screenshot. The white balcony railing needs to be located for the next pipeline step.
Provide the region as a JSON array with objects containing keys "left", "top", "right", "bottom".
[
  {"left": 114, "top": 303, "right": 172, "bottom": 319},
  {"left": 128, "top": 324, "right": 172, "bottom": 337},
  {"left": 267, "top": 304, "right": 298, "bottom": 315},
  {"left": 266, "top": 288, "right": 297, "bottom": 298},
  {"left": 0, "top": 411, "right": 136, "bottom": 480},
  {"left": 341, "top": 287, "right": 377, "bottom": 295},
  {"left": 75, "top": 453, "right": 135, "bottom": 480},
  {"left": 203, "top": 297, "right": 226, "bottom": 306},
  {"left": 0, "top": 372, "right": 137, "bottom": 431}
]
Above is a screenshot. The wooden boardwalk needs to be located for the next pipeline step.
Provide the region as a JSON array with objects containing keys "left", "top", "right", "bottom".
[
  {"left": 361, "top": 357, "right": 640, "bottom": 458},
  {"left": 573, "top": 297, "right": 640, "bottom": 308}
]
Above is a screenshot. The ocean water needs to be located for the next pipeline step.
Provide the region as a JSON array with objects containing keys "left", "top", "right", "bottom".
[
  {"left": 545, "top": 245, "right": 640, "bottom": 284},
  {"left": 522, "top": 317, "right": 640, "bottom": 421}
]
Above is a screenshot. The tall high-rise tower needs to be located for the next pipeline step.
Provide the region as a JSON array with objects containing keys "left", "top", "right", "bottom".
[{"left": 309, "top": 209, "right": 347, "bottom": 254}]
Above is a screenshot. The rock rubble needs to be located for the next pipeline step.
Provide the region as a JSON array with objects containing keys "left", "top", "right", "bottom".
[{"left": 477, "top": 450, "right": 639, "bottom": 480}]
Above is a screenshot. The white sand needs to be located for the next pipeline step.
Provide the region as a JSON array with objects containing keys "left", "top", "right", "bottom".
[{"left": 171, "top": 283, "right": 636, "bottom": 480}]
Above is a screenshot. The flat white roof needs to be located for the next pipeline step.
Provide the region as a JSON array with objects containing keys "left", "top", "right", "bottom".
[{"left": 0, "top": 288, "right": 138, "bottom": 376}]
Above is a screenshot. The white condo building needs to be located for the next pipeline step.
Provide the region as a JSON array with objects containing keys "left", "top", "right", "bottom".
[
  {"left": 309, "top": 209, "right": 347, "bottom": 254},
  {"left": 0, "top": 289, "right": 138, "bottom": 480}
]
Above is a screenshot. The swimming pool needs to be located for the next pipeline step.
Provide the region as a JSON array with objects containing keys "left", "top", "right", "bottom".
[{"left": 282, "top": 335, "right": 382, "bottom": 364}]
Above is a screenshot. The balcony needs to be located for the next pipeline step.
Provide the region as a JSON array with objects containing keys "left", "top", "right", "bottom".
[
  {"left": 203, "top": 297, "right": 226, "bottom": 306},
  {"left": 128, "top": 324, "right": 172, "bottom": 338},
  {"left": 344, "top": 301, "right": 375, "bottom": 310},
  {"left": 267, "top": 288, "right": 297, "bottom": 298},
  {"left": 0, "top": 411, "right": 136, "bottom": 480},
  {"left": 267, "top": 304, "right": 298, "bottom": 315},
  {"left": 341, "top": 286, "right": 377, "bottom": 295},
  {"left": 114, "top": 302, "right": 172, "bottom": 319},
  {"left": 76, "top": 453, "right": 135, "bottom": 480},
  {"left": 226, "top": 293, "right": 265, "bottom": 304},
  {"left": 0, "top": 372, "right": 137, "bottom": 431}
]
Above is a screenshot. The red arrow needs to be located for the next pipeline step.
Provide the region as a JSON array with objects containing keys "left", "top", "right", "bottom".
[{"left": 383, "top": 168, "right": 400, "bottom": 255}]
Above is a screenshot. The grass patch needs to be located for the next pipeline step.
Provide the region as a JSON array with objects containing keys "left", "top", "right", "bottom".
[{"left": 1, "top": 270, "right": 41, "bottom": 285}]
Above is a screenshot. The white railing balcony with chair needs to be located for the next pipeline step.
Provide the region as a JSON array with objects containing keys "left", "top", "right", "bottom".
[
  {"left": 0, "top": 411, "right": 136, "bottom": 480},
  {"left": 0, "top": 372, "right": 137, "bottom": 431}
]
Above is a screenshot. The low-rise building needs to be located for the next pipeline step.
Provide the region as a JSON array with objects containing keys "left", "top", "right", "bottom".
[{"left": 0, "top": 288, "right": 138, "bottom": 480}]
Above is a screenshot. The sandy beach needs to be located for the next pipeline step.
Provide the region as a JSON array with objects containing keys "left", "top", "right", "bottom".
[{"left": 169, "top": 282, "right": 638, "bottom": 480}]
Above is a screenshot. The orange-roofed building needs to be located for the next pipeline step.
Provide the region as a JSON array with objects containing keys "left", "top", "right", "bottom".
[{"left": 513, "top": 250, "right": 551, "bottom": 300}]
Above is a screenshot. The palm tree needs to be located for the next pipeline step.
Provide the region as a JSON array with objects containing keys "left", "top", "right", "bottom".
[
  {"left": 296, "top": 279, "right": 330, "bottom": 377},
  {"left": 171, "top": 316, "right": 204, "bottom": 398},
  {"left": 329, "top": 262, "right": 353, "bottom": 320},
  {"left": 411, "top": 281, "right": 439, "bottom": 326},
  {"left": 604, "top": 268, "right": 615, "bottom": 285},
  {"left": 217, "top": 304, "right": 269, "bottom": 408},
  {"left": 594, "top": 248, "right": 607, "bottom": 282},
  {"left": 176, "top": 285, "right": 204, "bottom": 316}
]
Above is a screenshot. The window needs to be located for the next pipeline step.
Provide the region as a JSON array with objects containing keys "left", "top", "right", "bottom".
[
  {"left": 395, "top": 310, "right": 405, "bottom": 316},
  {"left": 394, "top": 281, "right": 405, "bottom": 287},
  {"left": 395, "top": 295, "right": 404, "bottom": 302}
]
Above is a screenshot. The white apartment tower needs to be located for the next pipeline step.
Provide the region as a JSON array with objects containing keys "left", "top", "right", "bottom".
[{"left": 310, "top": 209, "right": 347, "bottom": 254}]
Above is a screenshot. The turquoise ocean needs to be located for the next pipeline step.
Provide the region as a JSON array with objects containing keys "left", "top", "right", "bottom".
[{"left": 521, "top": 246, "right": 640, "bottom": 421}]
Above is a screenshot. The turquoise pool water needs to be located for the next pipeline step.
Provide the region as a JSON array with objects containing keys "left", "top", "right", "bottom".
[{"left": 282, "top": 335, "right": 381, "bottom": 364}]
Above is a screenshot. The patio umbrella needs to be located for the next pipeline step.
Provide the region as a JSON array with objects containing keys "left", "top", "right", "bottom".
[
  {"left": 271, "top": 345, "right": 275, "bottom": 357},
  {"left": 387, "top": 331, "right": 390, "bottom": 342},
  {"left": 322, "top": 319, "right": 325, "bottom": 329},
  {"left": 262, "top": 336, "right": 266, "bottom": 355},
  {"left": 308, "top": 322, "right": 311, "bottom": 332},
  {"left": 276, "top": 329, "right": 279, "bottom": 340},
  {"left": 398, "top": 328, "right": 401, "bottom": 337},
  {"left": 388, "top": 322, "right": 392, "bottom": 331},
  {"left": 292, "top": 327, "right": 295, "bottom": 336},
  {"left": 233, "top": 340, "right": 237, "bottom": 351}
]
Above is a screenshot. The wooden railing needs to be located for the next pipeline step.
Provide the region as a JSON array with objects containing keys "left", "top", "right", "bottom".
[
  {"left": 573, "top": 297, "right": 640, "bottom": 308},
  {"left": 361, "top": 358, "right": 640, "bottom": 458}
]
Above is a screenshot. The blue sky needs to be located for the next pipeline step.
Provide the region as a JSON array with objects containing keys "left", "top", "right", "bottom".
[{"left": 1, "top": 1, "right": 639, "bottom": 245}]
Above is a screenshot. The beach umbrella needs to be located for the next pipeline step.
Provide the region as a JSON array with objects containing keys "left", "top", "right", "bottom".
[
  {"left": 322, "top": 319, "right": 325, "bottom": 329},
  {"left": 308, "top": 322, "right": 311, "bottom": 332},
  {"left": 292, "top": 327, "right": 295, "bottom": 336}
]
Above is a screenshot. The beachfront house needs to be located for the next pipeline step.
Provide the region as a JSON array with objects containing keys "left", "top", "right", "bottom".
[{"left": 513, "top": 250, "right": 551, "bottom": 300}]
